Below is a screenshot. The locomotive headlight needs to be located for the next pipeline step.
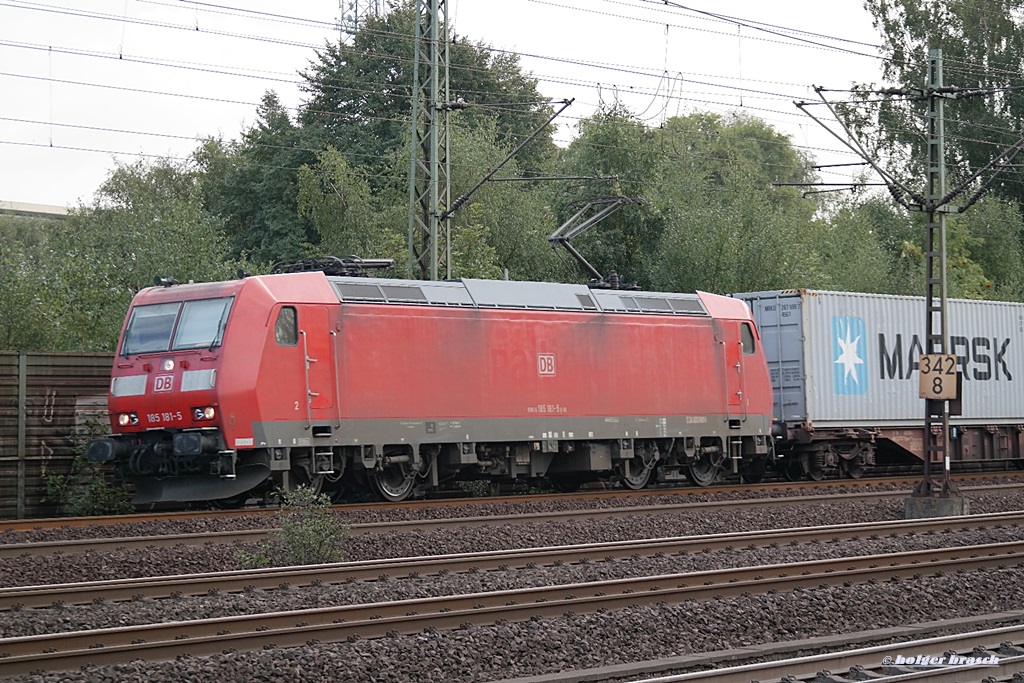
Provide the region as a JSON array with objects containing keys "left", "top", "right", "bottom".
[
  {"left": 117, "top": 412, "right": 139, "bottom": 426},
  {"left": 161, "top": 358, "right": 175, "bottom": 372},
  {"left": 193, "top": 406, "right": 216, "bottom": 421}
]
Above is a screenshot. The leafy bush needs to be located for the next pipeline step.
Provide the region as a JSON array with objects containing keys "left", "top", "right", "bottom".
[
  {"left": 238, "top": 485, "right": 347, "bottom": 569},
  {"left": 44, "top": 414, "right": 133, "bottom": 517},
  {"left": 44, "top": 454, "right": 134, "bottom": 517},
  {"left": 454, "top": 479, "right": 492, "bottom": 497}
]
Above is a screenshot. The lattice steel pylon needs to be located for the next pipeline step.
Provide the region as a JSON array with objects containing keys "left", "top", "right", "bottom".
[
  {"left": 339, "top": 0, "right": 384, "bottom": 42},
  {"left": 914, "top": 48, "right": 957, "bottom": 498},
  {"left": 407, "top": 0, "right": 451, "bottom": 280}
]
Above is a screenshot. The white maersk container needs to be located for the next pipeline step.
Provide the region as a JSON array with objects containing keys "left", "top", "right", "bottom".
[{"left": 733, "top": 290, "right": 1024, "bottom": 429}]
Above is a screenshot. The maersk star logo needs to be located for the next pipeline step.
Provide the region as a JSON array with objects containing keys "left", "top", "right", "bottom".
[{"left": 832, "top": 316, "right": 867, "bottom": 395}]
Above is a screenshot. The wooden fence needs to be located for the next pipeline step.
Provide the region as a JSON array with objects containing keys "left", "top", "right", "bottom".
[{"left": 0, "top": 352, "right": 113, "bottom": 519}]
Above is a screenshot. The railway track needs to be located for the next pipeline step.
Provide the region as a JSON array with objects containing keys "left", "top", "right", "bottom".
[
  {"left": 2, "top": 538, "right": 1023, "bottom": 678},
  {"left": 3, "top": 483, "right": 1022, "bottom": 559},
  {"left": 3, "top": 509, "right": 1023, "bottom": 608},
  {"left": 4, "top": 485, "right": 1020, "bottom": 558},
  {"left": 538, "top": 620, "right": 1024, "bottom": 683},
  {"left": 2, "top": 472, "right": 1019, "bottom": 533}
]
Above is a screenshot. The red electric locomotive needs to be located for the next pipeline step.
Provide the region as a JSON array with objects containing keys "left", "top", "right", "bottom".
[{"left": 88, "top": 268, "right": 775, "bottom": 504}]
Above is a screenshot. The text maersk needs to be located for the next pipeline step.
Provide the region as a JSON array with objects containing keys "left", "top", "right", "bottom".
[{"left": 878, "top": 333, "right": 1012, "bottom": 381}]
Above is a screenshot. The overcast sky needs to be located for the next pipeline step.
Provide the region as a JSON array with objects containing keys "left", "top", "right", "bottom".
[{"left": 0, "top": 0, "right": 888, "bottom": 208}]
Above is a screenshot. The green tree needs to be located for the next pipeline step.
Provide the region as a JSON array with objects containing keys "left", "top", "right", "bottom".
[
  {"left": 299, "top": 2, "right": 556, "bottom": 184},
  {"left": 838, "top": 1, "right": 1024, "bottom": 300},
  {"left": 644, "top": 112, "right": 819, "bottom": 293},
  {"left": 822, "top": 191, "right": 1009, "bottom": 299},
  {"left": 0, "top": 213, "right": 57, "bottom": 248},
  {"left": 0, "top": 238, "right": 54, "bottom": 350},
  {"left": 199, "top": 92, "right": 320, "bottom": 264},
  {"left": 297, "top": 147, "right": 405, "bottom": 265},
  {"left": 861, "top": 0, "right": 1024, "bottom": 202},
  {"left": 810, "top": 190, "right": 917, "bottom": 294},
  {"left": 956, "top": 195, "right": 1024, "bottom": 299},
  {"left": 555, "top": 106, "right": 665, "bottom": 288},
  {"left": 445, "top": 118, "right": 561, "bottom": 280},
  {"left": 0, "top": 157, "right": 244, "bottom": 351},
  {"left": 549, "top": 108, "right": 836, "bottom": 294}
]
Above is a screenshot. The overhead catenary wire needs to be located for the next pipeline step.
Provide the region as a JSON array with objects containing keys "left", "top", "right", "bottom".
[
  {"left": 1, "top": 2, "right": 879, "bottom": 109},
  {"left": 2, "top": 0, "right": 999, "bottom": 203}
]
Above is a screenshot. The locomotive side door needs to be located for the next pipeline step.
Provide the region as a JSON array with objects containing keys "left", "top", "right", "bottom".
[
  {"left": 297, "top": 305, "right": 335, "bottom": 414},
  {"left": 718, "top": 320, "right": 748, "bottom": 419},
  {"left": 271, "top": 305, "right": 336, "bottom": 426}
]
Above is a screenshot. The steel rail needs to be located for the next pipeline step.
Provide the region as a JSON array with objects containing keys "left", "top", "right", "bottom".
[
  {"left": 2, "top": 509, "right": 1024, "bottom": 609},
  {"left": 1, "top": 541, "right": 1024, "bottom": 677},
  {"left": 1, "top": 473, "right": 1017, "bottom": 532},
  {"left": 612, "top": 624, "right": 1024, "bottom": 683},
  {"left": 487, "top": 613, "right": 1024, "bottom": 683},
  {"left": 1, "top": 486, "right": 1021, "bottom": 559}
]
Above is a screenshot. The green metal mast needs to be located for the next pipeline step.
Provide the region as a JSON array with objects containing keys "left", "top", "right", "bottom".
[
  {"left": 339, "top": 0, "right": 383, "bottom": 42},
  {"left": 914, "top": 48, "right": 956, "bottom": 499},
  {"left": 407, "top": 0, "right": 451, "bottom": 280}
]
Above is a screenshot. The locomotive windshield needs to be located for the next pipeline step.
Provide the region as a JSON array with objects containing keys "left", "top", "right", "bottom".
[{"left": 121, "top": 297, "right": 234, "bottom": 355}]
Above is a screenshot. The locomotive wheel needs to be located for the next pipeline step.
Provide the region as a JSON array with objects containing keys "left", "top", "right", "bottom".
[
  {"left": 739, "top": 456, "right": 767, "bottom": 484},
  {"left": 685, "top": 455, "right": 720, "bottom": 487},
  {"left": 371, "top": 464, "right": 416, "bottom": 502},
  {"left": 287, "top": 466, "right": 324, "bottom": 496},
  {"left": 550, "top": 475, "right": 583, "bottom": 493},
  {"left": 619, "top": 457, "right": 653, "bottom": 490},
  {"left": 211, "top": 492, "right": 250, "bottom": 509}
]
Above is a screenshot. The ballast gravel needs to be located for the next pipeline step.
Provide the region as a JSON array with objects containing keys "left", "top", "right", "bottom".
[
  {"left": 1, "top": 484, "right": 908, "bottom": 544},
  {"left": 8, "top": 567, "right": 1024, "bottom": 683},
  {"left": 2, "top": 496, "right": 906, "bottom": 587},
  {"left": 3, "top": 484, "right": 1024, "bottom": 682},
  {"left": 3, "top": 521, "right": 1024, "bottom": 640}
]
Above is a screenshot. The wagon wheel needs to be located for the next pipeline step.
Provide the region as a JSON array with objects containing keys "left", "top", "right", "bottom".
[
  {"left": 685, "top": 453, "right": 721, "bottom": 487},
  {"left": 807, "top": 465, "right": 825, "bottom": 481},
  {"left": 619, "top": 456, "right": 654, "bottom": 490},
  {"left": 739, "top": 456, "right": 767, "bottom": 484},
  {"left": 841, "top": 455, "right": 865, "bottom": 479},
  {"left": 781, "top": 459, "right": 804, "bottom": 482},
  {"left": 370, "top": 462, "right": 416, "bottom": 502}
]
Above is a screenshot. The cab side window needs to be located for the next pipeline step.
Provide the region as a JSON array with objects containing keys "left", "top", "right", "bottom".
[
  {"left": 741, "top": 322, "right": 756, "bottom": 355},
  {"left": 275, "top": 307, "right": 298, "bottom": 346}
]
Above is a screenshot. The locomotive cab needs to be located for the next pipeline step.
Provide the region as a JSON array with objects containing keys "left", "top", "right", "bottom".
[
  {"left": 89, "top": 272, "right": 347, "bottom": 505},
  {"left": 87, "top": 286, "right": 253, "bottom": 503}
]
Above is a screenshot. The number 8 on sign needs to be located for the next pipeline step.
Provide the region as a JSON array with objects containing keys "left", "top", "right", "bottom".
[{"left": 919, "top": 353, "right": 958, "bottom": 400}]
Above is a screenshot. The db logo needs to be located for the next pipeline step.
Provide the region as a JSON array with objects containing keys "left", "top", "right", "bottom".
[
  {"left": 537, "top": 353, "right": 556, "bottom": 376},
  {"left": 153, "top": 375, "right": 174, "bottom": 392}
]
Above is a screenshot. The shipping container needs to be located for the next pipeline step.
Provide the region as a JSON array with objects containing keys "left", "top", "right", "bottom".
[
  {"left": 729, "top": 290, "right": 1024, "bottom": 476},
  {"left": 733, "top": 289, "right": 1024, "bottom": 428}
]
